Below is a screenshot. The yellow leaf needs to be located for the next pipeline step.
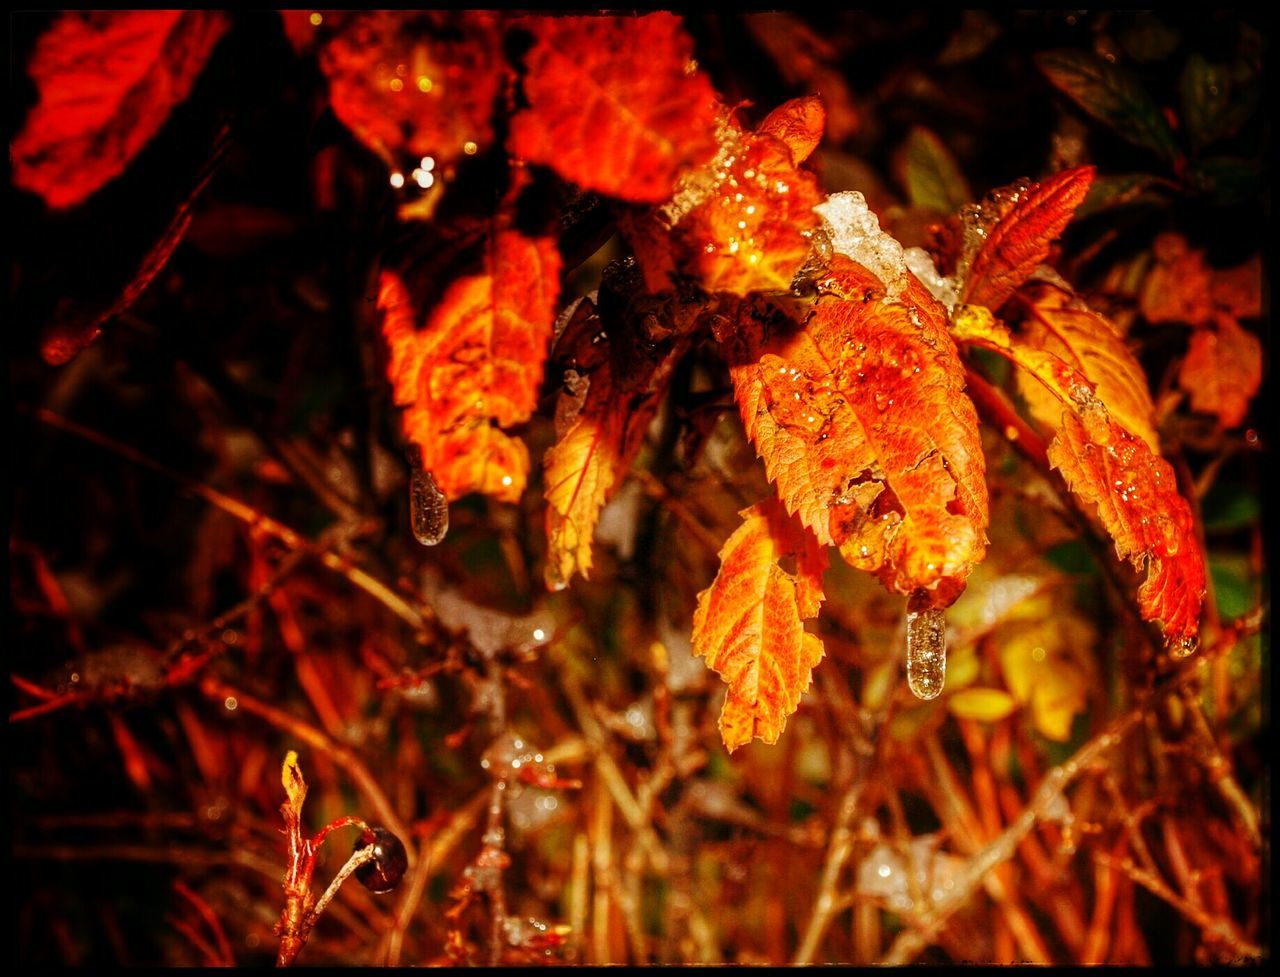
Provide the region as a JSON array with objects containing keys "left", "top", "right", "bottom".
[
  {"left": 948, "top": 687, "right": 1016, "bottom": 721},
  {"left": 281, "top": 750, "right": 307, "bottom": 812}
]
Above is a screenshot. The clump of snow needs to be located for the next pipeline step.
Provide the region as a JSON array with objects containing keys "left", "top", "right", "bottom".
[
  {"left": 813, "top": 191, "right": 909, "bottom": 298},
  {"left": 904, "top": 246, "right": 958, "bottom": 311}
]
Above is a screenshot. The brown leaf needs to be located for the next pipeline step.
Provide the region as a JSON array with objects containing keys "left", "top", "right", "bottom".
[
  {"left": 1016, "top": 282, "right": 1159, "bottom": 451},
  {"left": 960, "top": 166, "right": 1095, "bottom": 311},
  {"left": 12, "top": 11, "right": 229, "bottom": 209},
  {"left": 692, "top": 500, "right": 827, "bottom": 752},
  {"left": 314, "top": 11, "right": 504, "bottom": 172},
  {"left": 508, "top": 13, "right": 720, "bottom": 203},
  {"left": 626, "top": 98, "right": 826, "bottom": 296},
  {"left": 953, "top": 305, "right": 1204, "bottom": 643},
  {"left": 379, "top": 229, "right": 561, "bottom": 503},
  {"left": 542, "top": 300, "right": 682, "bottom": 589},
  {"left": 1178, "top": 315, "right": 1262, "bottom": 428},
  {"left": 718, "top": 256, "right": 988, "bottom": 607}
]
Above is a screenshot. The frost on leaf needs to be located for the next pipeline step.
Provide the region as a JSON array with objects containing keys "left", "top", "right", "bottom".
[
  {"left": 12, "top": 11, "right": 228, "bottom": 209},
  {"left": 379, "top": 230, "right": 561, "bottom": 503},
  {"left": 313, "top": 11, "right": 504, "bottom": 172},
  {"left": 625, "top": 97, "right": 826, "bottom": 296},
  {"left": 717, "top": 255, "right": 988, "bottom": 608},
  {"left": 692, "top": 500, "right": 827, "bottom": 752},
  {"left": 543, "top": 297, "right": 683, "bottom": 590},
  {"left": 508, "top": 13, "right": 720, "bottom": 204},
  {"left": 958, "top": 166, "right": 1095, "bottom": 312},
  {"left": 1016, "top": 282, "right": 1159, "bottom": 451},
  {"left": 953, "top": 306, "right": 1204, "bottom": 642}
]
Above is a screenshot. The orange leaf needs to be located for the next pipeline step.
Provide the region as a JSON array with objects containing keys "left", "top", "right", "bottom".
[
  {"left": 1178, "top": 315, "right": 1262, "bottom": 429},
  {"left": 953, "top": 306, "right": 1204, "bottom": 643},
  {"left": 543, "top": 299, "right": 682, "bottom": 589},
  {"left": 379, "top": 230, "right": 561, "bottom": 503},
  {"left": 1017, "top": 283, "right": 1159, "bottom": 451},
  {"left": 960, "top": 166, "right": 1095, "bottom": 311},
  {"left": 718, "top": 256, "right": 988, "bottom": 606},
  {"left": 692, "top": 501, "right": 827, "bottom": 752},
  {"left": 12, "top": 11, "right": 228, "bottom": 209},
  {"left": 626, "top": 97, "right": 826, "bottom": 296},
  {"left": 314, "top": 11, "right": 504, "bottom": 171},
  {"left": 508, "top": 13, "right": 720, "bottom": 203}
]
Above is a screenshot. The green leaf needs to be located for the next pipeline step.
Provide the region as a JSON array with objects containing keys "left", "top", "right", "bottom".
[
  {"left": 1036, "top": 50, "right": 1182, "bottom": 165},
  {"left": 1202, "top": 481, "right": 1259, "bottom": 532},
  {"left": 1179, "top": 54, "right": 1259, "bottom": 151},
  {"left": 1187, "top": 156, "right": 1260, "bottom": 206},
  {"left": 1074, "top": 172, "right": 1168, "bottom": 218},
  {"left": 1209, "top": 558, "right": 1251, "bottom": 620},
  {"left": 901, "top": 126, "right": 972, "bottom": 214}
]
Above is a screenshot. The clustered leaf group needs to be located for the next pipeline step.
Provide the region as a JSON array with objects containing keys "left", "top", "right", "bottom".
[{"left": 15, "top": 10, "right": 1256, "bottom": 754}]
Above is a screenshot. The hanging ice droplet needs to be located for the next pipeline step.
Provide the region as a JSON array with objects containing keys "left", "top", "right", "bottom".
[
  {"left": 410, "top": 468, "right": 448, "bottom": 546},
  {"left": 906, "top": 590, "right": 946, "bottom": 700},
  {"left": 1167, "top": 634, "right": 1198, "bottom": 660}
]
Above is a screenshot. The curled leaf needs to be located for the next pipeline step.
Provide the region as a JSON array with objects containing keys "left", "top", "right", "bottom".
[
  {"left": 281, "top": 750, "right": 307, "bottom": 813},
  {"left": 12, "top": 11, "right": 228, "bottom": 209},
  {"left": 959, "top": 166, "right": 1095, "bottom": 311},
  {"left": 692, "top": 501, "right": 827, "bottom": 752},
  {"left": 379, "top": 229, "right": 561, "bottom": 502},
  {"left": 509, "top": 13, "right": 720, "bottom": 203}
]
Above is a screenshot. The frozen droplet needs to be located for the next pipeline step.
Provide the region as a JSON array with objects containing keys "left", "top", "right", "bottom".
[
  {"left": 906, "top": 591, "right": 946, "bottom": 700},
  {"left": 410, "top": 468, "right": 448, "bottom": 545},
  {"left": 1167, "top": 634, "right": 1198, "bottom": 660}
]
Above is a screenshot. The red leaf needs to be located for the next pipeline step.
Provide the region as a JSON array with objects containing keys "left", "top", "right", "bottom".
[
  {"left": 1178, "top": 315, "right": 1262, "bottom": 429},
  {"left": 953, "top": 305, "right": 1204, "bottom": 643},
  {"left": 508, "top": 13, "right": 720, "bottom": 203},
  {"left": 379, "top": 230, "right": 561, "bottom": 503},
  {"left": 12, "top": 11, "right": 228, "bottom": 209},
  {"left": 626, "top": 98, "right": 826, "bottom": 296},
  {"left": 960, "top": 166, "right": 1095, "bottom": 311},
  {"left": 692, "top": 500, "right": 827, "bottom": 752},
  {"left": 1050, "top": 410, "right": 1205, "bottom": 643},
  {"left": 718, "top": 256, "right": 988, "bottom": 607},
  {"left": 314, "top": 11, "right": 504, "bottom": 172}
]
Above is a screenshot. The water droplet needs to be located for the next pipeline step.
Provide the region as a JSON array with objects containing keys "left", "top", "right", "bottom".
[
  {"left": 906, "top": 591, "right": 946, "bottom": 700},
  {"left": 410, "top": 469, "right": 449, "bottom": 546},
  {"left": 1168, "top": 634, "right": 1198, "bottom": 660}
]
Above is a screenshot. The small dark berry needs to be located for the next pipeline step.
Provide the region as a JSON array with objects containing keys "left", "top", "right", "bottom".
[{"left": 354, "top": 826, "right": 408, "bottom": 893}]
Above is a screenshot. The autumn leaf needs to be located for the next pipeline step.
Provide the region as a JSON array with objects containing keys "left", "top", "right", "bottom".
[
  {"left": 996, "top": 594, "right": 1097, "bottom": 742},
  {"left": 12, "top": 11, "right": 228, "bottom": 209},
  {"left": 626, "top": 96, "right": 826, "bottom": 296},
  {"left": 718, "top": 254, "right": 988, "bottom": 607},
  {"left": 311, "top": 11, "right": 504, "bottom": 172},
  {"left": 508, "top": 13, "right": 720, "bottom": 203},
  {"left": 1179, "top": 315, "right": 1262, "bottom": 429},
  {"left": 542, "top": 298, "right": 683, "bottom": 589},
  {"left": 1015, "top": 282, "right": 1159, "bottom": 451},
  {"left": 692, "top": 500, "right": 827, "bottom": 752},
  {"left": 959, "top": 166, "right": 1095, "bottom": 312},
  {"left": 379, "top": 229, "right": 561, "bottom": 503},
  {"left": 954, "top": 306, "right": 1204, "bottom": 643}
]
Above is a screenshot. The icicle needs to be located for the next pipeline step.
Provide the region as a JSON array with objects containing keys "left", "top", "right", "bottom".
[
  {"left": 1167, "top": 634, "right": 1199, "bottom": 660},
  {"left": 906, "top": 590, "right": 946, "bottom": 700},
  {"left": 410, "top": 468, "right": 448, "bottom": 546}
]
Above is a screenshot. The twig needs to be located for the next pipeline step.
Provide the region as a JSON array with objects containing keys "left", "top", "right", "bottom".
[
  {"left": 201, "top": 678, "right": 411, "bottom": 847},
  {"left": 22, "top": 405, "right": 427, "bottom": 631},
  {"left": 793, "top": 777, "right": 864, "bottom": 964},
  {"left": 879, "top": 613, "right": 1260, "bottom": 965},
  {"left": 1094, "top": 853, "right": 1261, "bottom": 960}
]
